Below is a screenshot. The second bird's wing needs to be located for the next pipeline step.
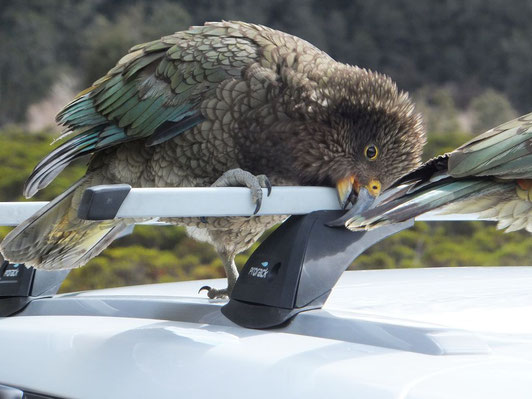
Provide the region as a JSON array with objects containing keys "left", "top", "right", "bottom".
[{"left": 448, "top": 111, "right": 532, "bottom": 180}]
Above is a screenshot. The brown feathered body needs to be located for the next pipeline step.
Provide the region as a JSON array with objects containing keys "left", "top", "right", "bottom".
[{"left": 1, "top": 21, "right": 424, "bottom": 295}]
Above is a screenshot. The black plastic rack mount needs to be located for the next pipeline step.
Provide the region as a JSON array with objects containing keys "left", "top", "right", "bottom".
[
  {"left": 0, "top": 261, "right": 69, "bottom": 317},
  {"left": 222, "top": 210, "right": 412, "bottom": 328}
]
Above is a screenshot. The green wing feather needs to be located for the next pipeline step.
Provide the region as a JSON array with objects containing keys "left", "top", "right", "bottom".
[
  {"left": 449, "top": 112, "right": 532, "bottom": 180},
  {"left": 24, "top": 22, "right": 261, "bottom": 198}
]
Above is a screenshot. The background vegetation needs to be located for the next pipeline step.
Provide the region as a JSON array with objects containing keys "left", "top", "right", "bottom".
[{"left": 0, "top": 0, "right": 530, "bottom": 292}]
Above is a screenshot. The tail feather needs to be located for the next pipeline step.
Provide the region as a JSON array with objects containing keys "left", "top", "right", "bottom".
[
  {"left": 23, "top": 125, "right": 115, "bottom": 198},
  {"left": 1, "top": 178, "right": 128, "bottom": 270}
]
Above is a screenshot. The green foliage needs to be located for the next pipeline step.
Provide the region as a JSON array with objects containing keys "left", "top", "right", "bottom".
[
  {"left": 0, "top": 2, "right": 58, "bottom": 124},
  {"left": 3, "top": 0, "right": 532, "bottom": 125},
  {"left": 469, "top": 89, "right": 518, "bottom": 133},
  {"left": 422, "top": 131, "right": 471, "bottom": 160},
  {"left": 415, "top": 88, "right": 461, "bottom": 135},
  {"left": 0, "top": 126, "right": 85, "bottom": 201},
  {"left": 354, "top": 222, "right": 531, "bottom": 270},
  {"left": 59, "top": 244, "right": 226, "bottom": 293},
  {"left": 81, "top": 1, "right": 191, "bottom": 87}
]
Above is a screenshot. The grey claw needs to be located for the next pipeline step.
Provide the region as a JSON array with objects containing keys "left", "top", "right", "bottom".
[
  {"left": 212, "top": 169, "right": 270, "bottom": 216},
  {"left": 199, "top": 285, "right": 211, "bottom": 294},
  {"left": 200, "top": 217, "right": 208, "bottom": 224},
  {"left": 265, "top": 179, "right": 272, "bottom": 196},
  {"left": 199, "top": 286, "right": 229, "bottom": 299},
  {"left": 257, "top": 175, "right": 272, "bottom": 196}
]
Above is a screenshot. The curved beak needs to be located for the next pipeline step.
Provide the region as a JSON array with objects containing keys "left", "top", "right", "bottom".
[
  {"left": 328, "top": 176, "right": 382, "bottom": 227},
  {"left": 327, "top": 187, "right": 377, "bottom": 227},
  {"left": 336, "top": 175, "right": 359, "bottom": 209}
]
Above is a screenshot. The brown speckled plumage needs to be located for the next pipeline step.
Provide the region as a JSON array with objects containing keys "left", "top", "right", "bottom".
[{"left": 1, "top": 21, "right": 425, "bottom": 296}]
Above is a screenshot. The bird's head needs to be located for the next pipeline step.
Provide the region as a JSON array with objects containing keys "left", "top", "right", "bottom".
[{"left": 291, "top": 66, "right": 425, "bottom": 219}]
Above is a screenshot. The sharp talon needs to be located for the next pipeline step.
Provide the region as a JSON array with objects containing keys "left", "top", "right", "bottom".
[
  {"left": 199, "top": 285, "right": 211, "bottom": 294},
  {"left": 254, "top": 201, "right": 261, "bottom": 215},
  {"left": 257, "top": 175, "right": 272, "bottom": 196},
  {"left": 200, "top": 216, "right": 208, "bottom": 224}
]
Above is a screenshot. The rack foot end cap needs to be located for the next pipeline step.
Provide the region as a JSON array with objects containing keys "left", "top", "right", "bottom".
[{"left": 221, "top": 292, "right": 329, "bottom": 329}]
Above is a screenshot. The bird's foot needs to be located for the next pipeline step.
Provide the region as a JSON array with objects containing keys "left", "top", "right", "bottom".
[
  {"left": 199, "top": 255, "right": 238, "bottom": 299},
  {"left": 198, "top": 285, "right": 231, "bottom": 299},
  {"left": 211, "top": 168, "right": 272, "bottom": 214}
]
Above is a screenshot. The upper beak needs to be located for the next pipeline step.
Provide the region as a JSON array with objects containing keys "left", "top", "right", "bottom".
[
  {"left": 336, "top": 175, "right": 359, "bottom": 209},
  {"left": 328, "top": 177, "right": 382, "bottom": 227}
]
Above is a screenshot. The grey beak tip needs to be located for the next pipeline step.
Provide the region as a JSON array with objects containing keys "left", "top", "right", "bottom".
[{"left": 327, "top": 188, "right": 376, "bottom": 228}]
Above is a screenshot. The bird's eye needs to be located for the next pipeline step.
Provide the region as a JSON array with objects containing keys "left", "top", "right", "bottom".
[{"left": 365, "top": 145, "right": 378, "bottom": 160}]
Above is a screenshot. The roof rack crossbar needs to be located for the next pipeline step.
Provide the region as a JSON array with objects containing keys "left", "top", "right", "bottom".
[{"left": 0, "top": 185, "right": 494, "bottom": 226}]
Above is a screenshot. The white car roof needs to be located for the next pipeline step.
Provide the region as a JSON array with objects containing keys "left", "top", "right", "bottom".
[
  {"left": 1, "top": 267, "right": 532, "bottom": 399},
  {"left": 82, "top": 266, "right": 532, "bottom": 333}
]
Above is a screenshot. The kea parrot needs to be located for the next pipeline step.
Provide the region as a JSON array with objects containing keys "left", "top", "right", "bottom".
[
  {"left": 333, "top": 111, "right": 532, "bottom": 233},
  {"left": 1, "top": 21, "right": 425, "bottom": 298}
]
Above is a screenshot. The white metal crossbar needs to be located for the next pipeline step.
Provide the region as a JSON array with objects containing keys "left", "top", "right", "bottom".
[{"left": 0, "top": 186, "right": 493, "bottom": 226}]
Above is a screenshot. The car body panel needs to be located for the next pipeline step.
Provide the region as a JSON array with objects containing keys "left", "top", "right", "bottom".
[{"left": 1, "top": 267, "right": 532, "bottom": 398}]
